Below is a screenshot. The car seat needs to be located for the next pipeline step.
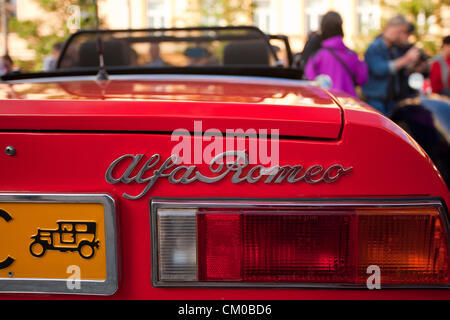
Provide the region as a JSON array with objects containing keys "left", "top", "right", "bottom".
[
  {"left": 78, "top": 39, "right": 131, "bottom": 67},
  {"left": 223, "top": 40, "right": 270, "bottom": 66}
]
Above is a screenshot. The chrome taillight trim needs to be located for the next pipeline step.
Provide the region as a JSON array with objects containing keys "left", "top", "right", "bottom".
[{"left": 150, "top": 197, "right": 450, "bottom": 289}]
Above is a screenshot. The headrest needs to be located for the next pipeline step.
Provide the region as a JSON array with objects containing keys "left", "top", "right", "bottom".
[
  {"left": 223, "top": 40, "right": 270, "bottom": 66},
  {"left": 78, "top": 39, "right": 131, "bottom": 67}
]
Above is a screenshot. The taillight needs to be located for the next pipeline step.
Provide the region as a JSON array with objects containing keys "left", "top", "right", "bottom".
[{"left": 152, "top": 200, "right": 449, "bottom": 288}]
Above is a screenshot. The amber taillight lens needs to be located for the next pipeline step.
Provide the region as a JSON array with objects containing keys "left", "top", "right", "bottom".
[
  {"left": 357, "top": 208, "right": 448, "bottom": 284},
  {"left": 154, "top": 201, "right": 449, "bottom": 287}
]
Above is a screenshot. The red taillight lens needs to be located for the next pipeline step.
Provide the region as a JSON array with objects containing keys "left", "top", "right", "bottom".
[
  {"left": 155, "top": 201, "right": 450, "bottom": 287},
  {"left": 198, "top": 213, "right": 356, "bottom": 283},
  {"left": 197, "top": 214, "right": 242, "bottom": 281}
]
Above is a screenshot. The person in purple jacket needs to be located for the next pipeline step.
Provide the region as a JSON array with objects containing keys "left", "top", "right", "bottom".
[{"left": 305, "top": 11, "right": 368, "bottom": 97}]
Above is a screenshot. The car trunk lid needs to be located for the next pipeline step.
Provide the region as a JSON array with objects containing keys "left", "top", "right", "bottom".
[{"left": 0, "top": 77, "right": 343, "bottom": 140}]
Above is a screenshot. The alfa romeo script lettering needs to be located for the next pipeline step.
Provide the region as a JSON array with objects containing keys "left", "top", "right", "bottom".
[{"left": 105, "top": 151, "right": 353, "bottom": 200}]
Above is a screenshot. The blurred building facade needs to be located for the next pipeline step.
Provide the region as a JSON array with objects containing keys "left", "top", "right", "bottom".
[
  {"left": 97, "top": 0, "right": 384, "bottom": 51},
  {"left": 97, "top": 0, "right": 450, "bottom": 52},
  {"left": 2, "top": 0, "right": 450, "bottom": 65}
]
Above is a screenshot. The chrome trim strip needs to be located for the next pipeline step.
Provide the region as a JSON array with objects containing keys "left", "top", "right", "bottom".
[
  {"left": 4, "top": 74, "right": 312, "bottom": 86},
  {"left": 150, "top": 197, "right": 449, "bottom": 289},
  {"left": 0, "top": 193, "right": 118, "bottom": 295}
]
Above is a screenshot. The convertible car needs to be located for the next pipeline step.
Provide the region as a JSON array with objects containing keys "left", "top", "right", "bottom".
[{"left": 0, "top": 27, "right": 449, "bottom": 300}]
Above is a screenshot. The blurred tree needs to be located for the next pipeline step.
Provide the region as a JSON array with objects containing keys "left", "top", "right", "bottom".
[
  {"left": 398, "top": 0, "right": 449, "bottom": 29},
  {"left": 199, "top": 0, "right": 254, "bottom": 26},
  {"left": 8, "top": 0, "right": 99, "bottom": 71},
  {"left": 381, "top": 0, "right": 450, "bottom": 55}
]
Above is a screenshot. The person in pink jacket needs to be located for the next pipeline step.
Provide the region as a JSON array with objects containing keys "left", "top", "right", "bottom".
[{"left": 305, "top": 11, "right": 368, "bottom": 97}]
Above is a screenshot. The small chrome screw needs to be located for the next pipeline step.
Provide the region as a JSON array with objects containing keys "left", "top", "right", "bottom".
[
  {"left": 8, "top": 271, "right": 13, "bottom": 277},
  {"left": 5, "top": 146, "right": 16, "bottom": 156}
]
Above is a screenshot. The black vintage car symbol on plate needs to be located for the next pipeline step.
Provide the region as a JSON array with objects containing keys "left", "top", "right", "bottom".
[{"left": 29, "top": 221, "right": 99, "bottom": 259}]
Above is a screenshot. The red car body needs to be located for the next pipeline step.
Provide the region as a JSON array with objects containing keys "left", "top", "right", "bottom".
[{"left": 0, "top": 74, "right": 449, "bottom": 299}]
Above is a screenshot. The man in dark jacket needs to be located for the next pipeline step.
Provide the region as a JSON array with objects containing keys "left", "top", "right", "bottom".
[{"left": 362, "top": 16, "right": 420, "bottom": 116}]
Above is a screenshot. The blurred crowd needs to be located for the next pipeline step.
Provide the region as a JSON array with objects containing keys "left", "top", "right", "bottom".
[{"left": 297, "top": 12, "right": 450, "bottom": 116}]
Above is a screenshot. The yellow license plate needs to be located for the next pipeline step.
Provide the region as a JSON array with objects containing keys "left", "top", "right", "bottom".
[{"left": 0, "top": 194, "right": 117, "bottom": 295}]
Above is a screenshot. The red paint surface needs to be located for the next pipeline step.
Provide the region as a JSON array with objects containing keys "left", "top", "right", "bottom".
[
  {"left": 0, "top": 78, "right": 341, "bottom": 139},
  {"left": 0, "top": 76, "right": 449, "bottom": 299}
]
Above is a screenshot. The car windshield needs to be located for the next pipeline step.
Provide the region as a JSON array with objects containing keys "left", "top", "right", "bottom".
[{"left": 57, "top": 26, "right": 281, "bottom": 70}]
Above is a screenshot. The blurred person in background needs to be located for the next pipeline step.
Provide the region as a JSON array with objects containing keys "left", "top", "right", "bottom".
[
  {"left": 184, "top": 47, "right": 214, "bottom": 66},
  {"left": 43, "top": 43, "right": 63, "bottom": 71},
  {"left": 362, "top": 15, "right": 420, "bottom": 116},
  {"left": 147, "top": 43, "right": 170, "bottom": 67},
  {"left": 430, "top": 35, "right": 450, "bottom": 97},
  {"left": 294, "top": 31, "right": 322, "bottom": 73},
  {"left": 0, "top": 55, "right": 15, "bottom": 75},
  {"left": 304, "top": 11, "right": 367, "bottom": 97},
  {"left": 396, "top": 22, "right": 430, "bottom": 98}
]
